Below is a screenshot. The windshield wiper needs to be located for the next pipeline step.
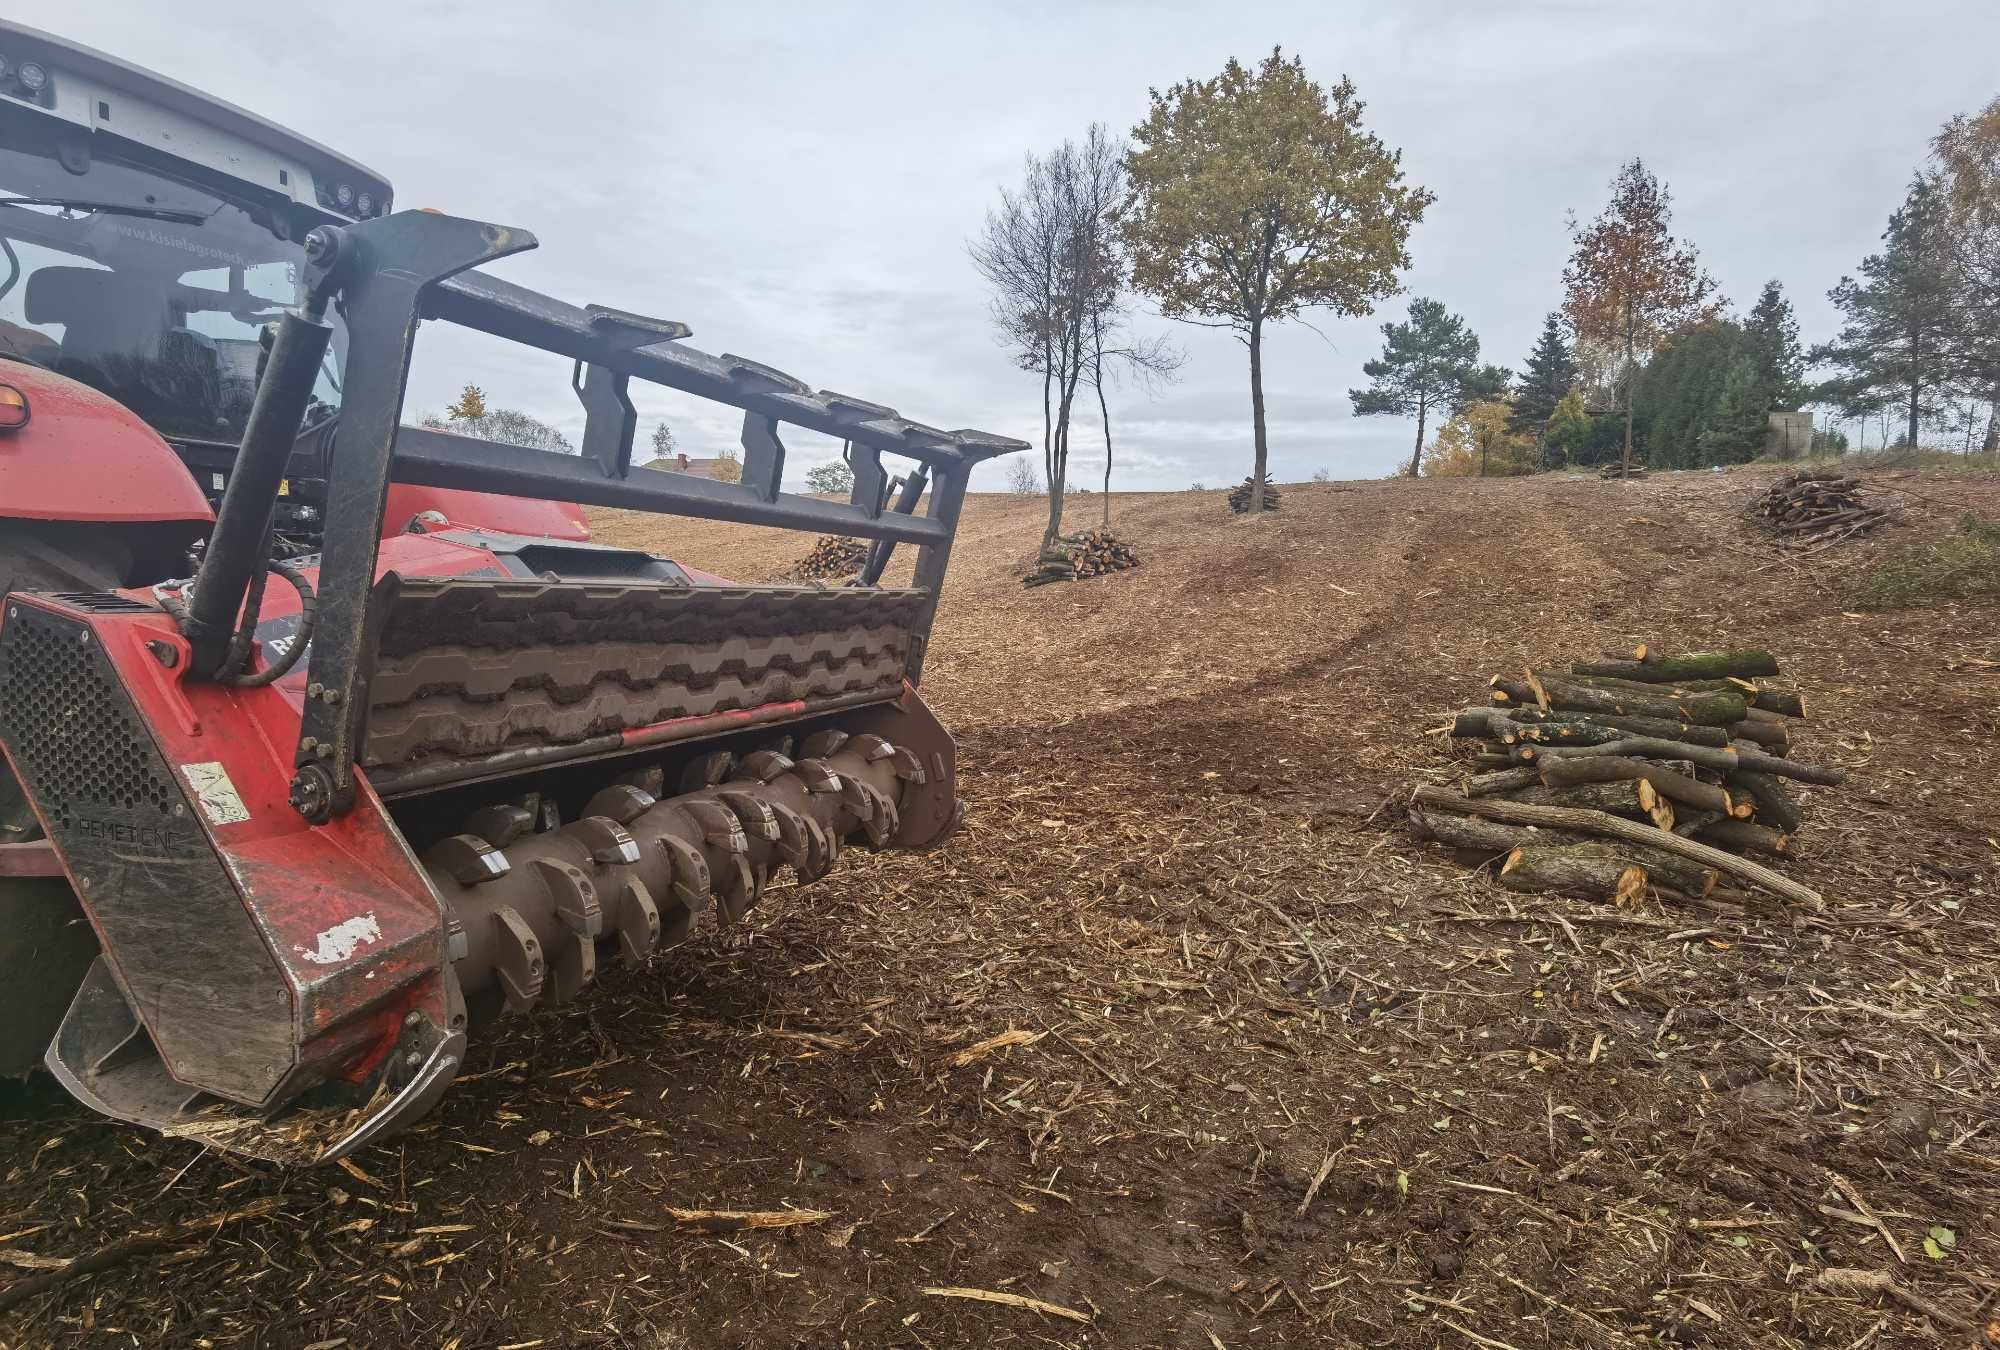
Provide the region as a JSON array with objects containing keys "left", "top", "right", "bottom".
[{"left": 0, "top": 195, "right": 207, "bottom": 225}]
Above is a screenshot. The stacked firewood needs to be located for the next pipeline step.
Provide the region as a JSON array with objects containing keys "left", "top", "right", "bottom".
[
  {"left": 1746, "top": 471, "right": 1887, "bottom": 548},
  {"left": 791, "top": 534, "right": 869, "bottom": 580},
  {"left": 1022, "top": 528, "right": 1140, "bottom": 587},
  {"left": 1228, "top": 476, "right": 1282, "bottom": 513},
  {"left": 1410, "top": 645, "right": 1840, "bottom": 908},
  {"left": 1599, "top": 463, "right": 1649, "bottom": 480}
]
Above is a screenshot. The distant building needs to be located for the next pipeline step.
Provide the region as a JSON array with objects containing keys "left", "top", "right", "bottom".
[{"left": 1765, "top": 411, "right": 1813, "bottom": 460}]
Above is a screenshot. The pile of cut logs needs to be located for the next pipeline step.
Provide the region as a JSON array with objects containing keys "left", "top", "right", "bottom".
[
  {"left": 1228, "top": 476, "right": 1282, "bottom": 513},
  {"left": 1411, "top": 645, "right": 1840, "bottom": 908},
  {"left": 1746, "top": 471, "right": 1887, "bottom": 549},
  {"left": 791, "top": 534, "right": 869, "bottom": 580},
  {"left": 1022, "top": 527, "right": 1141, "bottom": 587},
  {"left": 1599, "top": 463, "right": 1648, "bottom": 480}
]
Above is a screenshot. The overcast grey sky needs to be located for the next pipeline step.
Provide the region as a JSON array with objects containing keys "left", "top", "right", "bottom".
[{"left": 28, "top": 1, "right": 2000, "bottom": 486}]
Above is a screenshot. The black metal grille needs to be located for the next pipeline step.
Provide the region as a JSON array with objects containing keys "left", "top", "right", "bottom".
[
  {"left": 43, "top": 592, "right": 156, "bottom": 614},
  {"left": 0, "top": 602, "right": 177, "bottom": 818}
]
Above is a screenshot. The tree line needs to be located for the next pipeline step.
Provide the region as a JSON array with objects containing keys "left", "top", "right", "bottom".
[{"left": 975, "top": 53, "right": 1998, "bottom": 507}]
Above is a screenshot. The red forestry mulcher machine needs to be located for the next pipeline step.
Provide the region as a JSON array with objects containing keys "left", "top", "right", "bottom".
[{"left": 0, "top": 23, "right": 1022, "bottom": 1162}]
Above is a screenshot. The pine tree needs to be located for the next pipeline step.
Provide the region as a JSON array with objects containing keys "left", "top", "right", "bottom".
[
  {"left": 1349, "top": 297, "right": 1507, "bottom": 478},
  {"left": 1812, "top": 178, "right": 1957, "bottom": 447},
  {"left": 1511, "top": 312, "right": 1578, "bottom": 434},
  {"left": 1742, "top": 280, "right": 1805, "bottom": 411},
  {"left": 446, "top": 384, "right": 488, "bottom": 422}
]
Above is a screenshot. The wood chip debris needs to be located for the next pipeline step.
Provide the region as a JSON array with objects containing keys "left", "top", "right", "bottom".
[
  {"left": 947, "top": 1028, "right": 1044, "bottom": 1068},
  {"left": 666, "top": 1207, "right": 834, "bottom": 1233}
]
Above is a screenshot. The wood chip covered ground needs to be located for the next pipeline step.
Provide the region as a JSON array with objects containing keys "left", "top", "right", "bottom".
[{"left": 2, "top": 463, "right": 1997, "bottom": 1348}]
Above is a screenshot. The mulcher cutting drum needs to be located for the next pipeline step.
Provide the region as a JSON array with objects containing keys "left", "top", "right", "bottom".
[{"left": 0, "top": 204, "right": 1023, "bottom": 1162}]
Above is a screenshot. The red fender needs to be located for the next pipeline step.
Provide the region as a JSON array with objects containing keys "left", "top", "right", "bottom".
[{"left": 0, "top": 365, "right": 213, "bottom": 525}]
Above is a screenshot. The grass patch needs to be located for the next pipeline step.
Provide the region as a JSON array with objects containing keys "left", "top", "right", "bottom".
[{"left": 1854, "top": 512, "right": 2000, "bottom": 609}]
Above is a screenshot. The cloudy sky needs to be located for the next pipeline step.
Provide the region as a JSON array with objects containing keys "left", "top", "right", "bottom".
[{"left": 26, "top": 1, "right": 2000, "bottom": 487}]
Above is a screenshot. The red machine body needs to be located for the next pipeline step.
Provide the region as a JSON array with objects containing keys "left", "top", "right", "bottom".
[{"left": 0, "top": 365, "right": 213, "bottom": 525}]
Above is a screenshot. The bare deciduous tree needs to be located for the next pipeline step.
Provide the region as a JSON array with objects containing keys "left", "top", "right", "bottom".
[{"left": 971, "top": 124, "right": 1126, "bottom": 545}]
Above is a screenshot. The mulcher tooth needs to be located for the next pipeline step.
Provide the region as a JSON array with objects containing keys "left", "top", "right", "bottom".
[
  {"left": 572, "top": 815, "right": 643, "bottom": 866},
  {"left": 737, "top": 750, "right": 796, "bottom": 783},
  {"left": 793, "top": 758, "right": 842, "bottom": 795},
  {"left": 617, "top": 877, "right": 663, "bottom": 962},
  {"left": 534, "top": 857, "right": 603, "bottom": 938},
  {"left": 837, "top": 775, "right": 876, "bottom": 821},
  {"left": 618, "top": 765, "right": 667, "bottom": 798},
  {"left": 464, "top": 804, "right": 536, "bottom": 849},
  {"left": 656, "top": 834, "right": 712, "bottom": 915},
  {"left": 493, "top": 905, "right": 545, "bottom": 1014},
  {"left": 799, "top": 729, "right": 849, "bottom": 759},
  {"left": 680, "top": 799, "right": 750, "bottom": 853},
  {"left": 884, "top": 744, "right": 926, "bottom": 785},
  {"left": 516, "top": 792, "right": 562, "bottom": 833},
  {"left": 845, "top": 733, "right": 896, "bottom": 762},
  {"left": 715, "top": 854, "right": 759, "bottom": 923},
  {"left": 854, "top": 783, "right": 899, "bottom": 850},
  {"left": 680, "top": 750, "right": 736, "bottom": 795},
  {"left": 584, "top": 783, "right": 657, "bottom": 825},
  {"left": 765, "top": 801, "right": 812, "bottom": 870},
  {"left": 715, "top": 789, "right": 780, "bottom": 842},
  {"left": 425, "top": 833, "right": 510, "bottom": 884},
  {"left": 551, "top": 931, "right": 596, "bottom": 1003}
]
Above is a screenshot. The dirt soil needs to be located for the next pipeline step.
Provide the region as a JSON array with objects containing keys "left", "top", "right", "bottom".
[{"left": 4, "top": 463, "right": 2000, "bottom": 1348}]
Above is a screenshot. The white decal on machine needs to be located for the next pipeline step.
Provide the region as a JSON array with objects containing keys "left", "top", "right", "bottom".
[
  {"left": 298, "top": 913, "right": 382, "bottom": 966},
  {"left": 180, "top": 761, "right": 251, "bottom": 825}
]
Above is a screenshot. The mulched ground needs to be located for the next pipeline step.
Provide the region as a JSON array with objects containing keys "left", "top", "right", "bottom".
[{"left": 2, "top": 462, "right": 1997, "bottom": 1348}]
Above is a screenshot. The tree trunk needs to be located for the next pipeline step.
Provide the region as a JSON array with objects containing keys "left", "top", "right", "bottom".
[
  {"left": 1907, "top": 377, "right": 1921, "bottom": 450},
  {"left": 1248, "top": 317, "right": 1269, "bottom": 512},
  {"left": 1983, "top": 394, "right": 1998, "bottom": 455},
  {"left": 1622, "top": 300, "right": 1636, "bottom": 476},
  {"left": 1573, "top": 650, "right": 1779, "bottom": 682},
  {"left": 1045, "top": 391, "right": 1071, "bottom": 545},
  {"left": 1408, "top": 397, "right": 1427, "bottom": 479},
  {"left": 1096, "top": 361, "right": 1113, "bottom": 530}
]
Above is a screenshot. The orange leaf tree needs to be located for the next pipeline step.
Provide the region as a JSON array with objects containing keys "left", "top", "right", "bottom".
[{"left": 1562, "top": 160, "right": 1720, "bottom": 475}]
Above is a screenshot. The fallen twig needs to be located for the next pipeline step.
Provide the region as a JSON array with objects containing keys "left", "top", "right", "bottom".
[
  {"left": 667, "top": 1207, "right": 833, "bottom": 1233},
  {"left": 1814, "top": 1266, "right": 1975, "bottom": 1332},
  {"left": 920, "top": 1285, "right": 1090, "bottom": 1323}
]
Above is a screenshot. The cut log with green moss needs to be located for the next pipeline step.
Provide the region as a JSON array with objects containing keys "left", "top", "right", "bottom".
[
  {"left": 1572, "top": 649, "right": 1780, "bottom": 682},
  {"left": 1729, "top": 742, "right": 1845, "bottom": 786},
  {"left": 1490, "top": 676, "right": 1747, "bottom": 727},
  {"left": 1498, "top": 847, "right": 1650, "bottom": 904},
  {"left": 1529, "top": 736, "right": 1741, "bottom": 774},
  {"left": 1751, "top": 690, "right": 1806, "bottom": 718},
  {"left": 1464, "top": 766, "right": 1541, "bottom": 796},
  {"left": 1550, "top": 671, "right": 1757, "bottom": 698},
  {"left": 1514, "top": 780, "right": 1675, "bottom": 829},
  {"left": 1508, "top": 714, "right": 1731, "bottom": 749},
  {"left": 1536, "top": 754, "right": 1738, "bottom": 816},
  {"left": 1728, "top": 769, "right": 1805, "bottom": 832},
  {"left": 1692, "top": 819, "right": 1791, "bottom": 858},
  {"left": 1727, "top": 718, "right": 1791, "bottom": 753}
]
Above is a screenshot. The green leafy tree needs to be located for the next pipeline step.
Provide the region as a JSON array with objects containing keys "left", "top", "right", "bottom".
[
  {"left": 445, "top": 383, "right": 488, "bottom": 422},
  {"left": 1544, "top": 389, "right": 1592, "bottom": 466},
  {"left": 1563, "top": 159, "right": 1721, "bottom": 475},
  {"left": 1122, "top": 48, "right": 1432, "bottom": 512},
  {"left": 1931, "top": 97, "right": 2000, "bottom": 451},
  {"left": 650, "top": 422, "right": 677, "bottom": 460},
  {"left": 1349, "top": 298, "right": 1506, "bottom": 477},
  {"left": 1511, "top": 312, "right": 1579, "bottom": 439},
  {"left": 804, "top": 460, "right": 854, "bottom": 495},
  {"left": 1811, "top": 177, "right": 1957, "bottom": 447},
  {"left": 1425, "top": 399, "right": 1534, "bottom": 477}
]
